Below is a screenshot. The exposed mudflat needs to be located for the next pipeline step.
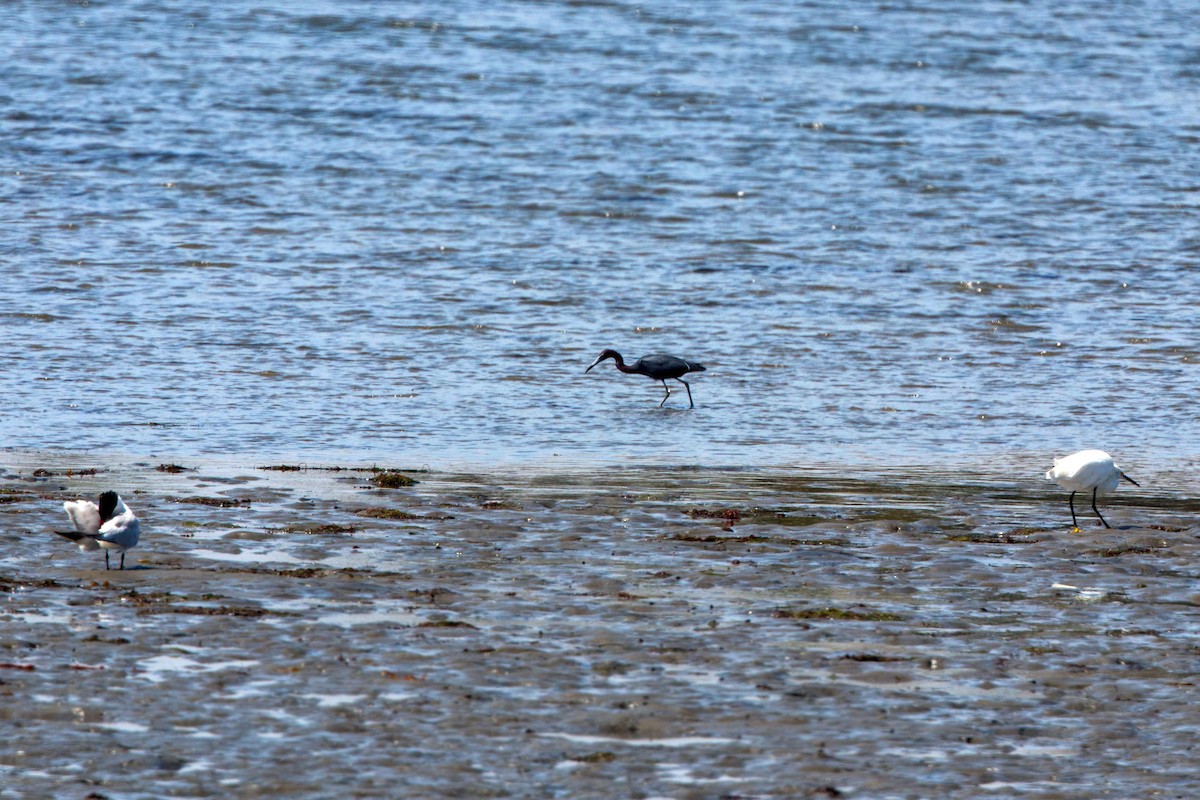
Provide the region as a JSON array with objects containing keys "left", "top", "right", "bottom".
[{"left": 2, "top": 453, "right": 1198, "bottom": 798}]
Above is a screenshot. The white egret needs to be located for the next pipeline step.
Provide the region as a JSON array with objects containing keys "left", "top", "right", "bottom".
[{"left": 1045, "top": 450, "right": 1139, "bottom": 529}]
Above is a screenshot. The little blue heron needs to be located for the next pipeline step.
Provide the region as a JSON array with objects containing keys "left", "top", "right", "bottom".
[
  {"left": 55, "top": 490, "right": 142, "bottom": 570},
  {"left": 585, "top": 349, "right": 707, "bottom": 408},
  {"left": 1045, "top": 449, "right": 1139, "bottom": 529}
]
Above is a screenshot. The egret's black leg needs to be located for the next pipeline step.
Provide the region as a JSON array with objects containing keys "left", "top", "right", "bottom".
[
  {"left": 120, "top": 551, "right": 126, "bottom": 570},
  {"left": 658, "top": 380, "right": 671, "bottom": 408},
  {"left": 676, "top": 378, "right": 694, "bottom": 409},
  {"left": 1092, "top": 487, "right": 1110, "bottom": 529},
  {"left": 105, "top": 550, "right": 110, "bottom": 571},
  {"left": 1068, "top": 491, "right": 1078, "bottom": 528}
]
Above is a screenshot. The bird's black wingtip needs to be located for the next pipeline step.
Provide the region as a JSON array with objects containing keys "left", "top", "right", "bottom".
[{"left": 54, "top": 530, "right": 87, "bottom": 542}]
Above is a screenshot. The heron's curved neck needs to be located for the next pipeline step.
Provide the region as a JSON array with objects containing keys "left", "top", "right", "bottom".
[{"left": 607, "top": 353, "right": 634, "bottom": 372}]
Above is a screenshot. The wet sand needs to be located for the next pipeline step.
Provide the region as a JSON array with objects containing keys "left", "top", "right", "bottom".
[{"left": 2, "top": 453, "right": 1198, "bottom": 798}]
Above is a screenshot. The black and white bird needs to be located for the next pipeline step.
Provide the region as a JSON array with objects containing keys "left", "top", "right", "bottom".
[
  {"left": 585, "top": 349, "right": 707, "bottom": 408},
  {"left": 1045, "top": 449, "right": 1139, "bottom": 529},
  {"left": 56, "top": 490, "right": 141, "bottom": 570}
]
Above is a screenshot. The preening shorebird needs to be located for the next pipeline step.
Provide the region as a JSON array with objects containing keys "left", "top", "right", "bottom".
[{"left": 56, "top": 490, "right": 141, "bottom": 570}]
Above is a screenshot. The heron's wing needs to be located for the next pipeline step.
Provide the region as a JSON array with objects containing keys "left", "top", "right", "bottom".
[
  {"left": 642, "top": 354, "right": 705, "bottom": 375},
  {"left": 637, "top": 354, "right": 684, "bottom": 375},
  {"left": 64, "top": 501, "right": 102, "bottom": 535}
]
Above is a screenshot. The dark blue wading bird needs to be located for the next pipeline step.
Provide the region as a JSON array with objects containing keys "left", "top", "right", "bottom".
[{"left": 585, "top": 349, "right": 707, "bottom": 408}]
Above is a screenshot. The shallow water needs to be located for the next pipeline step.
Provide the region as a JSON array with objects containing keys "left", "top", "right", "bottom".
[
  {"left": 3, "top": 0, "right": 1200, "bottom": 469},
  {"left": 3, "top": 455, "right": 1200, "bottom": 797}
]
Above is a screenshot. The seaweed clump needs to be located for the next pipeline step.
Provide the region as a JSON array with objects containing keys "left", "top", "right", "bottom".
[
  {"left": 355, "top": 507, "right": 423, "bottom": 520},
  {"left": 371, "top": 471, "right": 418, "bottom": 489},
  {"left": 169, "top": 496, "right": 249, "bottom": 508},
  {"left": 772, "top": 606, "right": 903, "bottom": 622}
]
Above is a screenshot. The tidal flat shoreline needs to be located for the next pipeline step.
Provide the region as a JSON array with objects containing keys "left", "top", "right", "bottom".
[{"left": 1, "top": 453, "right": 1198, "bottom": 798}]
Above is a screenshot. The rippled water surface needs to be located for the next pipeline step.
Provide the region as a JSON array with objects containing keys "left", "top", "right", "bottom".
[
  {"left": 4, "top": 1, "right": 1200, "bottom": 797},
  {"left": 3, "top": 0, "right": 1200, "bottom": 470}
]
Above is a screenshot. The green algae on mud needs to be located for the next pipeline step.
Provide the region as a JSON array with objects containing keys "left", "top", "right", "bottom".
[
  {"left": 943, "top": 530, "right": 1048, "bottom": 543},
  {"left": 256, "top": 464, "right": 423, "bottom": 489},
  {"left": 354, "top": 508, "right": 424, "bottom": 520},
  {"left": 168, "top": 496, "right": 250, "bottom": 507},
  {"left": 669, "top": 532, "right": 858, "bottom": 548},
  {"left": 370, "top": 471, "right": 418, "bottom": 488},
  {"left": 354, "top": 507, "right": 453, "bottom": 521},
  {"left": 772, "top": 606, "right": 906, "bottom": 622},
  {"left": 279, "top": 522, "right": 357, "bottom": 535}
]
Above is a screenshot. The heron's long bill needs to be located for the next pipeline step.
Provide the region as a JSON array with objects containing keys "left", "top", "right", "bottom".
[
  {"left": 585, "top": 357, "right": 604, "bottom": 373},
  {"left": 1120, "top": 472, "right": 1140, "bottom": 487}
]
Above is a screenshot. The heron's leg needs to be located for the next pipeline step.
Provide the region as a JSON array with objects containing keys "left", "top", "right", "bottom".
[
  {"left": 659, "top": 380, "right": 671, "bottom": 408},
  {"left": 677, "top": 378, "right": 694, "bottom": 409},
  {"left": 1068, "top": 492, "right": 1077, "bottom": 528},
  {"left": 105, "top": 550, "right": 110, "bottom": 571},
  {"left": 1091, "top": 487, "right": 1110, "bottom": 528}
]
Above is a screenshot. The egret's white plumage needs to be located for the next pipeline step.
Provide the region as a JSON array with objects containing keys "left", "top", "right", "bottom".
[
  {"left": 57, "top": 491, "right": 141, "bottom": 570},
  {"left": 1045, "top": 450, "right": 1139, "bottom": 529}
]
